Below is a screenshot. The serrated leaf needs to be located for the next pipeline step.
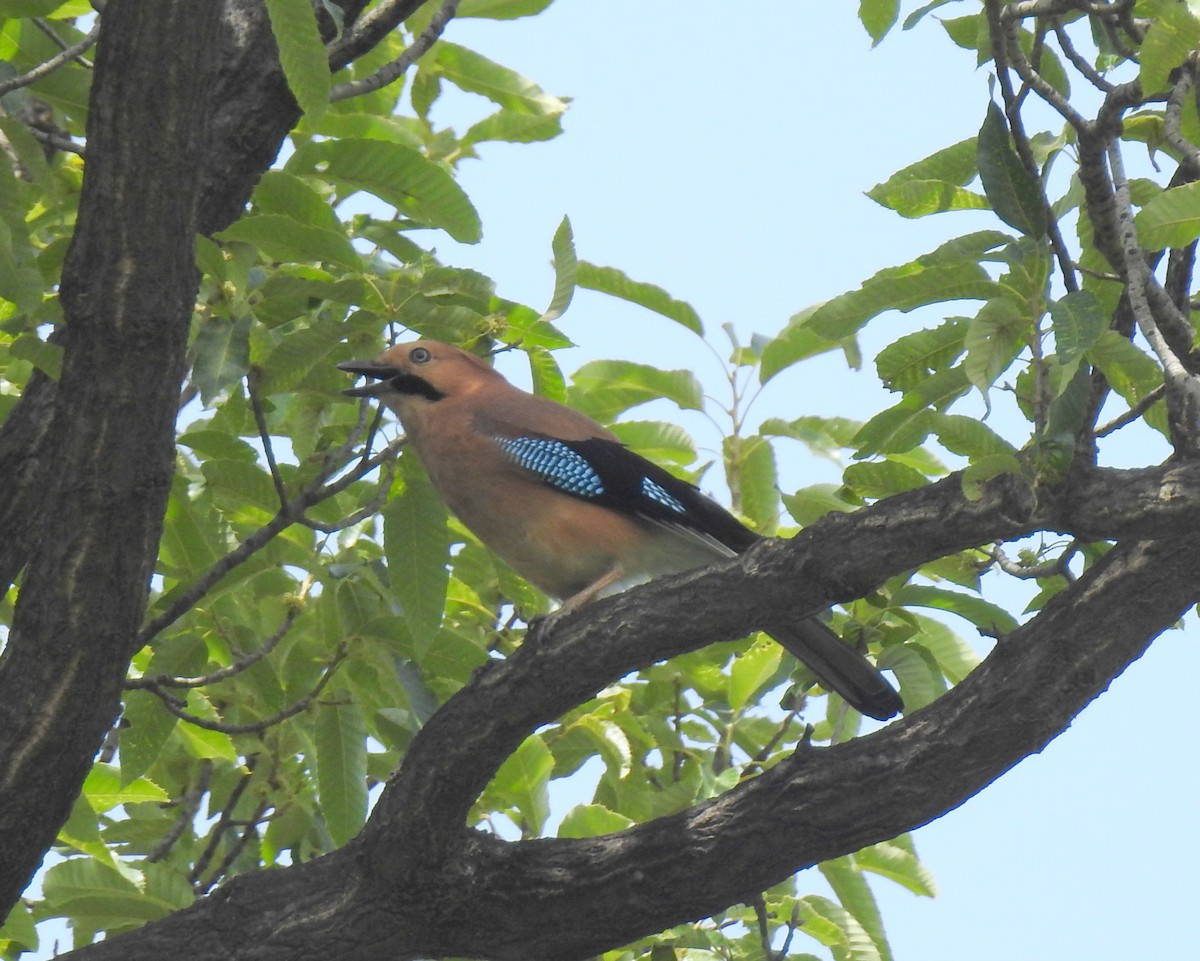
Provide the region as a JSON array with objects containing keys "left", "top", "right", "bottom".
[
  {"left": 433, "top": 41, "right": 566, "bottom": 115},
  {"left": 877, "top": 643, "right": 944, "bottom": 712},
  {"left": 727, "top": 435, "right": 779, "bottom": 530},
  {"left": 557, "top": 803, "right": 635, "bottom": 838},
  {"left": 977, "top": 102, "right": 1045, "bottom": 236},
  {"left": 1087, "top": 330, "right": 1164, "bottom": 412},
  {"left": 843, "top": 460, "right": 929, "bottom": 498},
  {"left": 910, "top": 616, "right": 982, "bottom": 684},
  {"left": 961, "top": 452, "right": 1023, "bottom": 499},
  {"left": 1134, "top": 179, "right": 1200, "bottom": 250},
  {"left": 728, "top": 639, "right": 782, "bottom": 710},
  {"left": 1049, "top": 289, "right": 1107, "bottom": 382},
  {"left": 316, "top": 700, "right": 368, "bottom": 847},
  {"left": 491, "top": 733, "right": 553, "bottom": 835},
  {"left": 608, "top": 420, "right": 697, "bottom": 465},
  {"left": 290, "top": 139, "right": 481, "bottom": 242},
  {"left": 782, "top": 484, "right": 857, "bottom": 526},
  {"left": 458, "top": 0, "right": 556, "bottom": 18},
  {"left": 384, "top": 455, "right": 451, "bottom": 649},
  {"left": 82, "top": 764, "right": 168, "bottom": 812},
  {"left": 820, "top": 857, "right": 892, "bottom": 961},
  {"left": 192, "top": 312, "right": 251, "bottom": 406},
  {"left": 264, "top": 0, "right": 330, "bottom": 117},
  {"left": 568, "top": 360, "right": 704, "bottom": 421},
  {"left": 797, "top": 894, "right": 882, "bottom": 961},
  {"left": 867, "top": 139, "right": 986, "bottom": 218},
  {"left": 526, "top": 344, "right": 567, "bottom": 402},
  {"left": 1140, "top": 0, "right": 1200, "bottom": 94},
  {"left": 541, "top": 215, "right": 575, "bottom": 323},
  {"left": 875, "top": 318, "right": 968, "bottom": 391},
  {"left": 892, "top": 584, "right": 1019, "bottom": 635},
  {"left": 964, "top": 296, "right": 1027, "bottom": 396},
  {"left": 220, "top": 213, "right": 360, "bottom": 270},
  {"left": 859, "top": 0, "right": 899, "bottom": 45},
  {"left": 929, "top": 413, "right": 1018, "bottom": 459},
  {"left": 857, "top": 839, "right": 938, "bottom": 897},
  {"left": 119, "top": 691, "right": 178, "bottom": 784},
  {"left": 576, "top": 261, "right": 703, "bottom": 335}
]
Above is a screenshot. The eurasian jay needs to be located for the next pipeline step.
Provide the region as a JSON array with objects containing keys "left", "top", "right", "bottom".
[{"left": 339, "top": 340, "right": 902, "bottom": 721}]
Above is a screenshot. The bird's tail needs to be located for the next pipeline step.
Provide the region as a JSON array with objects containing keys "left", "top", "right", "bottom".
[{"left": 768, "top": 619, "right": 903, "bottom": 721}]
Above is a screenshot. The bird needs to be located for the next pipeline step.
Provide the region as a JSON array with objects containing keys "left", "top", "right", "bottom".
[{"left": 338, "top": 340, "right": 903, "bottom": 721}]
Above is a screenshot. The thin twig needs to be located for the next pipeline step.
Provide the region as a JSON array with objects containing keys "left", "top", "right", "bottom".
[
  {"left": 330, "top": 0, "right": 461, "bottom": 103},
  {"left": 0, "top": 19, "right": 100, "bottom": 97},
  {"left": 128, "top": 578, "right": 312, "bottom": 690},
  {"left": 146, "top": 761, "right": 213, "bottom": 863},
  {"left": 248, "top": 369, "right": 289, "bottom": 507},
  {"left": 137, "top": 431, "right": 405, "bottom": 646},
  {"left": 190, "top": 770, "right": 254, "bottom": 888},
  {"left": 195, "top": 799, "right": 270, "bottom": 895},
  {"left": 1094, "top": 383, "right": 1166, "bottom": 436},
  {"left": 147, "top": 645, "right": 348, "bottom": 736},
  {"left": 1052, "top": 18, "right": 1113, "bottom": 92}
]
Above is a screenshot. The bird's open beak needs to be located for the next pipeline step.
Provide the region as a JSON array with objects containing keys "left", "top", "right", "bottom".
[{"left": 337, "top": 360, "right": 401, "bottom": 397}]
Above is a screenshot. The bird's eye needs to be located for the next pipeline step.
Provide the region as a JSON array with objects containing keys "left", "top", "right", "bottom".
[{"left": 410, "top": 346, "right": 432, "bottom": 364}]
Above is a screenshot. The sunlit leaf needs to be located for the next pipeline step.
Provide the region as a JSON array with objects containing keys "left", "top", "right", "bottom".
[
  {"left": 577, "top": 261, "right": 704, "bottom": 335},
  {"left": 264, "top": 0, "right": 330, "bottom": 118}
]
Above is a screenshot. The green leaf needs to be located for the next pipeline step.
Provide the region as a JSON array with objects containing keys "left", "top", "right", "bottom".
[
  {"left": 82, "top": 764, "right": 168, "bottom": 813},
  {"left": 977, "top": 102, "right": 1044, "bottom": 236},
  {"left": 458, "top": 0, "right": 556, "bottom": 17},
  {"left": 911, "top": 617, "right": 982, "bottom": 685},
  {"left": 41, "top": 859, "right": 178, "bottom": 926},
  {"left": 264, "top": 0, "right": 330, "bottom": 118},
  {"left": 568, "top": 360, "right": 704, "bottom": 421},
  {"left": 576, "top": 261, "right": 704, "bottom": 335},
  {"left": 875, "top": 318, "right": 967, "bottom": 391},
  {"left": 1049, "top": 289, "right": 1107, "bottom": 382},
  {"left": 491, "top": 733, "right": 554, "bottom": 835},
  {"left": 8, "top": 333, "right": 61, "bottom": 379},
  {"left": 964, "top": 297, "right": 1027, "bottom": 396},
  {"left": 432, "top": 42, "right": 567, "bottom": 116},
  {"left": 868, "top": 138, "right": 988, "bottom": 218},
  {"left": 961, "top": 452, "right": 1023, "bottom": 500},
  {"left": 384, "top": 455, "right": 451, "bottom": 649},
  {"left": 289, "top": 139, "right": 482, "bottom": 243},
  {"left": 526, "top": 344, "right": 567, "bottom": 402},
  {"left": 220, "top": 213, "right": 360, "bottom": 270},
  {"left": 1087, "top": 330, "right": 1164, "bottom": 414},
  {"left": 316, "top": 700, "right": 369, "bottom": 847},
  {"left": 557, "top": 803, "right": 635, "bottom": 839},
  {"left": 1134, "top": 179, "right": 1200, "bottom": 250},
  {"left": 781, "top": 484, "right": 857, "bottom": 526},
  {"left": 843, "top": 460, "right": 929, "bottom": 498},
  {"left": 929, "top": 413, "right": 1017, "bottom": 459},
  {"left": 796, "top": 894, "right": 882, "bottom": 961},
  {"left": 859, "top": 0, "right": 899, "bottom": 45},
  {"left": 191, "top": 311, "right": 251, "bottom": 406},
  {"left": 857, "top": 838, "right": 938, "bottom": 897},
  {"left": 728, "top": 639, "right": 782, "bottom": 710},
  {"left": 1140, "top": 0, "right": 1200, "bottom": 94},
  {"left": 727, "top": 435, "right": 779, "bottom": 530},
  {"left": 820, "top": 857, "right": 892, "bottom": 961},
  {"left": 541, "top": 215, "right": 576, "bottom": 323},
  {"left": 608, "top": 420, "right": 697, "bottom": 465},
  {"left": 462, "top": 108, "right": 563, "bottom": 146},
  {"left": 761, "top": 414, "right": 862, "bottom": 458},
  {"left": 892, "top": 584, "right": 1019, "bottom": 635},
  {"left": 877, "top": 643, "right": 944, "bottom": 712},
  {"left": 119, "top": 691, "right": 178, "bottom": 784},
  {"left": 252, "top": 171, "right": 342, "bottom": 233},
  {"left": 762, "top": 236, "right": 1005, "bottom": 379}
]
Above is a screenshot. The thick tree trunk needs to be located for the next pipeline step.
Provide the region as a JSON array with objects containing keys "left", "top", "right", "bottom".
[{"left": 0, "top": 0, "right": 223, "bottom": 915}]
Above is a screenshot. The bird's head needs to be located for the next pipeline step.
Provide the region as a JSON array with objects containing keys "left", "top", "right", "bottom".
[{"left": 338, "top": 340, "right": 499, "bottom": 411}]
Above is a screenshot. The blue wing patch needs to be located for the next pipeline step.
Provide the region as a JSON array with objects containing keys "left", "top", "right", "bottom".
[
  {"left": 641, "top": 476, "right": 686, "bottom": 514},
  {"left": 496, "top": 436, "right": 606, "bottom": 499}
]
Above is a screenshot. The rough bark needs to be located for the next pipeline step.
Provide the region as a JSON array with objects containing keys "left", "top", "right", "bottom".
[
  {"left": 0, "top": 0, "right": 223, "bottom": 915},
  {"left": 58, "top": 526, "right": 1200, "bottom": 961}
]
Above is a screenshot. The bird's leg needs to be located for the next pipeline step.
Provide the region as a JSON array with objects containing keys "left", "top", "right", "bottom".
[{"left": 526, "top": 565, "right": 626, "bottom": 644}]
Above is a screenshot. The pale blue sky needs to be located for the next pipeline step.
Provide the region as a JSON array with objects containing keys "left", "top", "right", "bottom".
[{"left": 427, "top": 2, "right": 1196, "bottom": 959}]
